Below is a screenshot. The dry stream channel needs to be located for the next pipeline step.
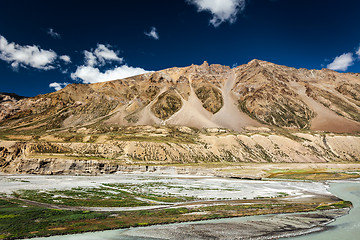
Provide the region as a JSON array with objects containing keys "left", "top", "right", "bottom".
[{"left": 0, "top": 173, "right": 358, "bottom": 240}]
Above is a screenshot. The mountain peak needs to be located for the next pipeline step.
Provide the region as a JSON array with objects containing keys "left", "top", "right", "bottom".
[
  {"left": 201, "top": 61, "right": 209, "bottom": 67},
  {"left": 248, "top": 59, "right": 261, "bottom": 64},
  {"left": 247, "top": 59, "right": 275, "bottom": 66},
  {"left": 0, "top": 60, "right": 360, "bottom": 134}
]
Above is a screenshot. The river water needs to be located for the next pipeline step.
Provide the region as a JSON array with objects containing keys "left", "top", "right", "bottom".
[
  {"left": 28, "top": 180, "right": 360, "bottom": 240},
  {"left": 287, "top": 180, "right": 360, "bottom": 240}
]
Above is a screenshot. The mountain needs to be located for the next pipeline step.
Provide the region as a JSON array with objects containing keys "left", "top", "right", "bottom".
[
  {"left": 1, "top": 60, "right": 360, "bottom": 174},
  {"left": 1, "top": 60, "right": 359, "bottom": 134},
  {"left": 0, "top": 93, "right": 27, "bottom": 123}
]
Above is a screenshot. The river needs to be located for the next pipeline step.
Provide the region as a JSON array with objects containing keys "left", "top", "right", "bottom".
[
  {"left": 28, "top": 180, "right": 360, "bottom": 240},
  {"left": 287, "top": 180, "right": 360, "bottom": 240}
]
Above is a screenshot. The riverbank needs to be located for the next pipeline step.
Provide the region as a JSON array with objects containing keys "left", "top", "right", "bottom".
[
  {"left": 24, "top": 180, "right": 359, "bottom": 240},
  {"left": 0, "top": 173, "right": 353, "bottom": 240},
  {"left": 288, "top": 180, "right": 360, "bottom": 239},
  {"left": 101, "top": 208, "right": 350, "bottom": 240}
]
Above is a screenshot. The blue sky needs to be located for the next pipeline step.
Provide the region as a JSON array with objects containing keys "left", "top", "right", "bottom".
[{"left": 1, "top": 0, "right": 360, "bottom": 96}]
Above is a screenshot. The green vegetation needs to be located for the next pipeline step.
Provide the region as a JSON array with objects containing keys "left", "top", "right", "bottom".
[
  {"left": 267, "top": 169, "right": 360, "bottom": 181},
  {"left": 0, "top": 198, "right": 110, "bottom": 239},
  {"left": 316, "top": 201, "right": 352, "bottom": 210},
  {"left": 0, "top": 195, "right": 351, "bottom": 240},
  {"left": 12, "top": 182, "right": 198, "bottom": 208},
  {"left": 13, "top": 187, "right": 149, "bottom": 208},
  {"left": 103, "top": 183, "right": 197, "bottom": 202}
]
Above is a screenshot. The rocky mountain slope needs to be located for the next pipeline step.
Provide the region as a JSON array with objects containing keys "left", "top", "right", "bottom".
[
  {"left": 1, "top": 60, "right": 360, "bottom": 133},
  {"left": 0, "top": 60, "right": 360, "bottom": 174},
  {"left": 0, "top": 125, "right": 359, "bottom": 175},
  {"left": 0, "top": 93, "right": 26, "bottom": 122}
]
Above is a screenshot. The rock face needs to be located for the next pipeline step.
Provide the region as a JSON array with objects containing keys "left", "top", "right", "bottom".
[
  {"left": 1, "top": 128, "right": 359, "bottom": 175},
  {"left": 1, "top": 60, "right": 360, "bottom": 133},
  {"left": 0, "top": 93, "right": 26, "bottom": 122}
]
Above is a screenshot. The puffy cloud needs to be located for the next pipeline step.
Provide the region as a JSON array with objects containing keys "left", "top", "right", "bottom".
[
  {"left": 71, "top": 43, "right": 149, "bottom": 84},
  {"left": 47, "top": 28, "right": 61, "bottom": 39},
  {"left": 327, "top": 53, "right": 354, "bottom": 71},
  {"left": 71, "top": 43, "right": 150, "bottom": 84},
  {"left": 84, "top": 44, "right": 123, "bottom": 67},
  {"left": 187, "top": 0, "right": 245, "bottom": 27},
  {"left": 144, "top": 27, "right": 159, "bottom": 40},
  {"left": 356, "top": 46, "right": 360, "bottom": 58},
  {"left": 49, "top": 82, "right": 68, "bottom": 91},
  {"left": 71, "top": 65, "right": 148, "bottom": 84},
  {"left": 59, "top": 55, "right": 71, "bottom": 63},
  {"left": 84, "top": 51, "right": 97, "bottom": 67},
  {"left": 0, "top": 35, "right": 57, "bottom": 70}
]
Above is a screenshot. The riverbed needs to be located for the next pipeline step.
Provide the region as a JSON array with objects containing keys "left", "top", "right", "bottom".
[
  {"left": 0, "top": 173, "right": 330, "bottom": 200},
  {"left": 25, "top": 181, "right": 360, "bottom": 240},
  {"left": 3, "top": 173, "right": 354, "bottom": 239}
]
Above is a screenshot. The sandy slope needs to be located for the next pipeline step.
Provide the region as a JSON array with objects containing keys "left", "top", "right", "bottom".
[
  {"left": 212, "top": 70, "right": 263, "bottom": 131},
  {"left": 289, "top": 81, "right": 360, "bottom": 133},
  {"left": 165, "top": 74, "right": 220, "bottom": 129},
  {"left": 164, "top": 71, "right": 262, "bottom": 131}
]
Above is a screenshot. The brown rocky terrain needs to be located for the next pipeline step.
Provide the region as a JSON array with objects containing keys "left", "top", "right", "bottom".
[
  {"left": 1, "top": 60, "right": 360, "bottom": 133},
  {"left": 0, "top": 93, "right": 26, "bottom": 122},
  {"left": 0, "top": 60, "right": 360, "bottom": 174},
  {"left": 0, "top": 125, "right": 359, "bottom": 175}
]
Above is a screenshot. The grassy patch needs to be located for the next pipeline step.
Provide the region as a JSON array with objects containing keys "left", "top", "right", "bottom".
[
  {"left": 267, "top": 170, "right": 360, "bottom": 181},
  {"left": 0, "top": 198, "right": 109, "bottom": 239},
  {"left": 316, "top": 201, "right": 352, "bottom": 210},
  {"left": 104, "top": 183, "right": 197, "bottom": 202},
  {"left": 0, "top": 196, "right": 351, "bottom": 240},
  {"left": 13, "top": 187, "right": 149, "bottom": 208},
  {"left": 13, "top": 183, "right": 198, "bottom": 208}
]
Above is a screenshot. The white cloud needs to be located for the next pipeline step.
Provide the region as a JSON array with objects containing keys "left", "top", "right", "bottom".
[
  {"left": 187, "top": 0, "right": 245, "bottom": 27},
  {"left": 356, "top": 46, "right": 360, "bottom": 58},
  {"left": 71, "top": 43, "right": 150, "bottom": 84},
  {"left": 84, "top": 51, "right": 97, "bottom": 67},
  {"left": 49, "top": 82, "right": 68, "bottom": 91},
  {"left": 47, "top": 28, "right": 61, "bottom": 39},
  {"left": 327, "top": 53, "right": 354, "bottom": 71},
  {"left": 144, "top": 27, "right": 159, "bottom": 40},
  {"left": 71, "top": 65, "right": 149, "bottom": 84},
  {"left": 84, "top": 44, "right": 123, "bottom": 67},
  {"left": 0, "top": 35, "right": 57, "bottom": 70},
  {"left": 59, "top": 55, "right": 71, "bottom": 63}
]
